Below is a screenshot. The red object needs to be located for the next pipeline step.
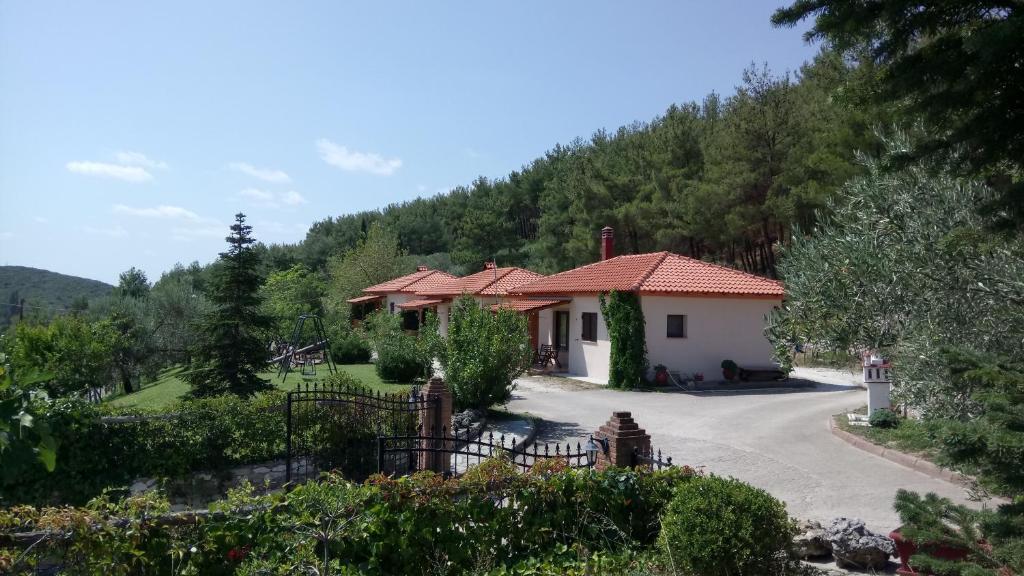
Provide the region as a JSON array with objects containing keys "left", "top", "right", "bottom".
[
  {"left": 513, "top": 251, "right": 784, "bottom": 298},
  {"left": 601, "top": 226, "right": 615, "bottom": 260},
  {"left": 694, "top": 372, "right": 704, "bottom": 381},
  {"left": 655, "top": 369, "right": 668, "bottom": 385},
  {"left": 723, "top": 369, "right": 737, "bottom": 381},
  {"left": 417, "top": 267, "right": 544, "bottom": 298},
  {"left": 890, "top": 528, "right": 971, "bottom": 575}
]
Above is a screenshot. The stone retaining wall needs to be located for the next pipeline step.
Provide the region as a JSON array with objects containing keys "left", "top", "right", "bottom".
[{"left": 130, "top": 458, "right": 313, "bottom": 510}]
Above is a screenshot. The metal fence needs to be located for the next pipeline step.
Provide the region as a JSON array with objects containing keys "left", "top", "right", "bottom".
[
  {"left": 285, "top": 382, "right": 439, "bottom": 484},
  {"left": 378, "top": 426, "right": 595, "bottom": 478},
  {"left": 633, "top": 445, "right": 675, "bottom": 470}
]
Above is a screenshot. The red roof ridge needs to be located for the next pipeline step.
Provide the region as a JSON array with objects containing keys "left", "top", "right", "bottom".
[
  {"left": 659, "top": 252, "right": 783, "bottom": 287},
  {"left": 629, "top": 251, "right": 671, "bottom": 291}
]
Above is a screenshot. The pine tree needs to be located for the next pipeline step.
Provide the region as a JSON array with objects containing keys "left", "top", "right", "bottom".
[{"left": 185, "top": 214, "right": 273, "bottom": 397}]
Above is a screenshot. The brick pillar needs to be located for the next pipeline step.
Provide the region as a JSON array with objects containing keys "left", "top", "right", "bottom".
[
  {"left": 418, "top": 376, "right": 453, "bottom": 474},
  {"left": 593, "top": 411, "right": 651, "bottom": 470}
]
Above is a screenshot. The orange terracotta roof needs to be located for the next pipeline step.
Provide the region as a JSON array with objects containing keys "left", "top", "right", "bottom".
[
  {"left": 513, "top": 252, "right": 783, "bottom": 298},
  {"left": 346, "top": 294, "right": 383, "bottom": 304},
  {"left": 489, "top": 299, "right": 565, "bottom": 313},
  {"left": 398, "top": 298, "right": 444, "bottom": 310},
  {"left": 362, "top": 268, "right": 458, "bottom": 294},
  {"left": 417, "top": 267, "right": 544, "bottom": 297}
]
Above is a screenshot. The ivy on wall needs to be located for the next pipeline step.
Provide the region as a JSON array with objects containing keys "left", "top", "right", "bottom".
[{"left": 599, "top": 291, "right": 648, "bottom": 389}]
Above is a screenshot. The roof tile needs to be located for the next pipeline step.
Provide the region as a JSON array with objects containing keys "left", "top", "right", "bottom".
[
  {"left": 363, "top": 269, "right": 458, "bottom": 294},
  {"left": 513, "top": 252, "right": 783, "bottom": 298}
]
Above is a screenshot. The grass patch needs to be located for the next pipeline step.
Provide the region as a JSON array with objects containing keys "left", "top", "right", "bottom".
[
  {"left": 835, "top": 408, "right": 939, "bottom": 457},
  {"left": 108, "top": 363, "right": 412, "bottom": 410}
]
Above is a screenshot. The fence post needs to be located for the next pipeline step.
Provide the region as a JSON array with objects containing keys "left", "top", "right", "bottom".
[
  {"left": 593, "top": 411, "right": 651, "bottom": 471},
  {"left": 377, "top": 436, "right": 385, "bottom": 475},
  {"left": 285, "top": 392, "right": 293, "bottom": 485},
  {"left": 418, "top": 377, "right": 453, "bottom": 473}
]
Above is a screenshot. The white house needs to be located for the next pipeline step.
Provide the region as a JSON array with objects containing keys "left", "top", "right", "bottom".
[
  {"left": 346, "top": 266, "right": 457, "bottom": 330},
  {"left": 411, "top": 262, "right": 551, "bottom": 340},
  {"left": 511, "top": 227, "right": 784, "bottom": 383}
]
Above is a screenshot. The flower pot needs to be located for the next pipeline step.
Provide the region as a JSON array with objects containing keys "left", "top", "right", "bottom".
[
  {"left": 889, "top": 527, "right": 972, "bottom": 575},
  {"left": 655, "top": 370, "right": 668, "bottom": 386}
]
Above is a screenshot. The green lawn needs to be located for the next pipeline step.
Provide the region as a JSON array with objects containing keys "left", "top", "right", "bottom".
[
  {"left": 107, "top": 363, "right": 412, "bottom": 410},
  {"left": 835, "top": 408, "right": 939, "bottom": 457}
]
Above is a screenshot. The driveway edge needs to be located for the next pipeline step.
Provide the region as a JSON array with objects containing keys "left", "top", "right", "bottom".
[{"left": 828, "top": 415, "right": 969, "bottom": 487}]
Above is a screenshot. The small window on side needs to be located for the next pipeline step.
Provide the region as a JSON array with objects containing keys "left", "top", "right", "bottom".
[
  {"left": 667, "top": 315, "right": 687, "bottom": 338},
  {"left": 582, "top": 312, "right": 598, "bottom": 342}
]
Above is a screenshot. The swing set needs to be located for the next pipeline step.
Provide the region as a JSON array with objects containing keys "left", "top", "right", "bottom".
[{"left": 271, "top": 314, "right": 337, "bottom": 382}]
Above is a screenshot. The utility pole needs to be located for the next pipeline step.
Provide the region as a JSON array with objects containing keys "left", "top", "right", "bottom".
[{"left": 18, "top": 298, "right": 24, "bottom": 321}]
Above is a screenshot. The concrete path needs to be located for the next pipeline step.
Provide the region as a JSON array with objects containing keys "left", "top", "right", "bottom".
[{"left": 507, "top": 367, "right": 996, "bottom": 531}]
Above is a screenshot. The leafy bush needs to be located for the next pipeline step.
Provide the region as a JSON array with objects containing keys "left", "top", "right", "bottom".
[
  {"left": 657, "top": 475, "right": 794, "bottom": 576},
  {"left": 364, "top": 309, "right": 429, "bottom": 382},
  {"left": 600, "top": 291, "right": 649, "bottom": 389},
  {"left": 0, "top": 465, "right": 698, "bottom": 574},
  {"left": 0, "top": 390, "right": 288, "bottom": 506},
  {"left": 424, "top": 296, "right": 532, "bottom": 409},
  {"left": 329, "top": 330, "right": 372, "bottom": 364},
  {"left": 868, "top": 407, "right": 900, "bottom": 429}
]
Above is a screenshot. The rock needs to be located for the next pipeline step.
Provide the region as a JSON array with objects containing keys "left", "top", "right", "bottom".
[
  {"left": 451, "top": 408, "right": 485, "bottom": 430},
  {"left": 794, "top": 520, "right": 832, "bottom": 558},
  {"left": 130, "top": 480, "right": 151, "bottom": 494},
  {"left": 825, "top": 517, "right": 894, "bottom": 570}
]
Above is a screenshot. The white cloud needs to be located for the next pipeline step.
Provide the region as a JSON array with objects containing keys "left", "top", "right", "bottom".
[
  {"left": 229, "top": 162, "right": 291, "bottom": 183},
  {"left": 114, "top": 151, "right": 168, "bottom": 170},
  {"left": 113, "top": 204, "right": 200, "bottom": 221},
  {"left": 83, "top": 225, "right": 129, "bottom": 238},
  {"left": 66, "top": 161, "right": 152, "bottom": 183},
  {"left": 317, "top": 139, "right": 401, "bottom": 176},
  {"left": 281, "top": 190, "right": 307, "bottom": 206},
  {"left": 237, "top": 188, "right": 307, "bottom": 208}
]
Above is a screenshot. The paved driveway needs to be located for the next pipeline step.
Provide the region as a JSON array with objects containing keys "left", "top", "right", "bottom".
[{"left": 507, "top": 367, "right": 995, "bottom": 531}]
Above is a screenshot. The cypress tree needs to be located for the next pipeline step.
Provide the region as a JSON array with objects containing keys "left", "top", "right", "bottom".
[{"left": 185, "top": 213, "right": 273, "bottom": 397}]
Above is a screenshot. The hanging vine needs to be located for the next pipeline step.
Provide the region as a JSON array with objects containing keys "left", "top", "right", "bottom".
[{"left": 599, "top": 290, "right": 649, "bottom": 389}]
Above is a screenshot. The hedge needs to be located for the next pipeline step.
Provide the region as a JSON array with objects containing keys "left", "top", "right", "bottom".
[{"left": 1, "top": 462, "right": 700, "bottom": 575}]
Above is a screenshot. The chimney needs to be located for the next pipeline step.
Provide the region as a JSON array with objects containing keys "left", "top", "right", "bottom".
[
  {"left": 416, "top": 265, "right": 428, "bottom": 271},
  {"left": 600, "top": 226, "right": 614, "bottom": 261},
  {"left": 483, "top": 261, "right": 496, "bottom": 270}
]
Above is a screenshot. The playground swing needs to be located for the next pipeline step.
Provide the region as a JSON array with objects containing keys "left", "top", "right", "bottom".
[{"left": 272, "top": 314, "right": 337, "bottom": 382}]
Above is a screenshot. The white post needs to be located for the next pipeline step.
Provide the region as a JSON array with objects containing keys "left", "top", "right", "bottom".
[{"left": 862, "top": 353, "right": 892, "bottom": 416}]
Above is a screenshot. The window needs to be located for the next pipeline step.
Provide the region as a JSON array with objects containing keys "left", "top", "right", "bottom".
[
  {"left": 581, "top": 312, "right": 598, "bottom": 342},
  {"left": 667, "top": 314, "right": 687, "bottom": 338},
  {"left": 555, "top": 311, "right": 569, "bottom": 350},
  {"left": 389, "top": 302, "right": 395, "bottom": 314}
]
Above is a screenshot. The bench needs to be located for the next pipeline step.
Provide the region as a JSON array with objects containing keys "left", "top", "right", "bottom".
[{"left": 738, "top": 366, "right": 787, "bottom": 381}]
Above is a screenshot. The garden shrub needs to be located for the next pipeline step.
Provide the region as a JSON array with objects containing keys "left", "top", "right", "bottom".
[
  {"left": 329, "top": 329, "right": 372, "bottom": 364},
  {"left": 0, "top": 390, "right": 288, "bottom": 506},
  {"left": 868, "top": 407, "right": 900, "bottom": 429},
  {"left": 424, "top": 296, "right": 533, "bottom": 409},
  {"left": 0, "top": 465, "right": 697, "bottom": 575},
  {"left": 657, "top": 475, "right": 794, "bottom": 576},
  {"left": 364, "top": 309, "right": 429, "bottom": 382}
]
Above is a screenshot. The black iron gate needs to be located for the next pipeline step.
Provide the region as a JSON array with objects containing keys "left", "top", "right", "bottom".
[{"left": 285, "top": 381, "right": 439, "bottom": 484}]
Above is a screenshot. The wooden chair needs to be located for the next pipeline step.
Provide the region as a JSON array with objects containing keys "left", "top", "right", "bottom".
[{"left": 535, "top": 344, "right": 562, "bottom": 369}]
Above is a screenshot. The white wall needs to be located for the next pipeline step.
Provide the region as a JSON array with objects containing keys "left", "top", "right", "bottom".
[
  {"left": 385, "top": 293, "right": 413, "bottom": 314},
  {"left": 436, "top": 303, "right": 450, "bottom": 336},
  {"left": 640, "top": 295, "right": 781, "bottom": 380},
  {"left": 537, "top": 308, "right": 553, "bottom": 348},
  {"left": 568, "top": 296, "right": 610, "bottom": 382}
]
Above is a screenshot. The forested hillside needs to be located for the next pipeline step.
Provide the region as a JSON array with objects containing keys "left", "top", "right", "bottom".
[
  {"left": 0, "top": 266, "right": 113, "bottom": 332},
  {"left": 260, "top": 49, "right": 887, "bottom": 278}
]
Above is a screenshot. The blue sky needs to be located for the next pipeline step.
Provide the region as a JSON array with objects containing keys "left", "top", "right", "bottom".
[{"left": 0, "top": 1, "right": 817, "bottom": 284}]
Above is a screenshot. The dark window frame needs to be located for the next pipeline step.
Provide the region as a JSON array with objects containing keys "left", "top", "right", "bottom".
[
  {"left": 555, "top": 311, "right": 569, "bottom": 350},
  {"left": 581, "top": 312, "right": 598, "bottom": 342},
  {"left": 667, "top": 314, "right": 687, "bottom": 338}
]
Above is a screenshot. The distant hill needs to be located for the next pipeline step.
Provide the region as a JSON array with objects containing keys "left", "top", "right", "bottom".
[{"left": 0, "top": 266, "right": 113, "bottom": 332}]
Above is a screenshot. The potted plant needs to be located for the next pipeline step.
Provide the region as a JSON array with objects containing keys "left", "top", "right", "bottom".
[
  {"left": 721, "top": 359, "right": 738, "bottom": 381},
  {"left": 653, "top": 364, "right": 669, "bottom": 386}
]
